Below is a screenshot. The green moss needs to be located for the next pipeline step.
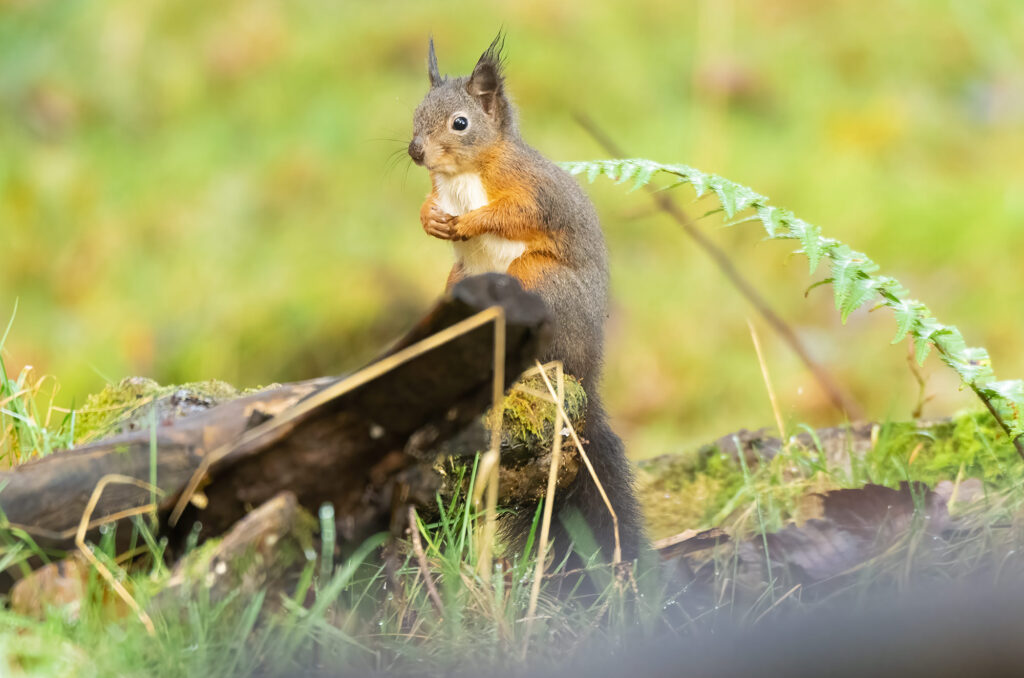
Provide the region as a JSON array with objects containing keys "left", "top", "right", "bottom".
[
  {"left": 859, "top": 411, "right": 1022, "bottom": 487},
  {"left": 498, "top": 374, "right": 587, "bottom": 459},
  {"left": 638, "top": 448, "right": 745, "bottom": 540},
  {"left": 72, "top": 377, "right": 163, "bottom": 443},
  {"left": 72, "top": 377, "right": 242, "bottom": 444}
]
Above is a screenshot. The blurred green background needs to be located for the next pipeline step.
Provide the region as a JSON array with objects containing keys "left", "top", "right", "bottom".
[{"left": 1, "top": 0, "right": 1022, "bottom": 458}]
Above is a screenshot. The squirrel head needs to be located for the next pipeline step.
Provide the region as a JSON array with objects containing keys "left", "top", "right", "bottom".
[{"left": 409, "top": 33, "right": 517, "bottom": 175}]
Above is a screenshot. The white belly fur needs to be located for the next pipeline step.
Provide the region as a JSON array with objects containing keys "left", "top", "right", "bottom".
[{"left": 435, "top": 172, "right": 526, "bottom": 275}]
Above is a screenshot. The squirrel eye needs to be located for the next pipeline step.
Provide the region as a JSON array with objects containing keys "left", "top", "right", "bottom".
[{"left": 451, "top": 116, "right": 469, "bottom": 131}]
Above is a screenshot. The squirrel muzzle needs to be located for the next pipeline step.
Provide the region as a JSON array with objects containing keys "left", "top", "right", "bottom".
[{"left": 407, "top": 137, "right": 425, "bottom": 165}]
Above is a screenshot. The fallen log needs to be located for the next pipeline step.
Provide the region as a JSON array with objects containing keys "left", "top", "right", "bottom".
[{"left": 0, "top": 274, "right": 549, "bottom": 587}]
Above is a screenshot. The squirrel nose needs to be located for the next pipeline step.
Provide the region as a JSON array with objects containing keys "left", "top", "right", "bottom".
[{"left": 408, "top": 137, "right": 425, "bottom": 164}]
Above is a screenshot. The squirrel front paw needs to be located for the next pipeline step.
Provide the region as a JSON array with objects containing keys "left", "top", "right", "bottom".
[{"left": 420, "top": 203, "right": 467, "bottom": 241}]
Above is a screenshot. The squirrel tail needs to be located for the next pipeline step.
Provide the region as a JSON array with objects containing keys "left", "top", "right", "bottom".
[{"left": 555, "top": 390, "right": 646, "bottom": 564}]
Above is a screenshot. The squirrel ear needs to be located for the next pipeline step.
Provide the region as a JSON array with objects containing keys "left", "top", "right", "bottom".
[
  {"left": 428, "top": 37, "right": 442, "bottom": 88},
  {"left": 466, "top": 32, "right": 505, "bottom": 117}
]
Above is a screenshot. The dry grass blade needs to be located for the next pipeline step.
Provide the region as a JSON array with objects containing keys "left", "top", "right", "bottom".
[
  {"left": 75, "top": 473, "right": 159, "bottom": 635},
  {"left": 753, "top": 584, "right": 802, "bottom": 624},
  {"left": 3, "top": 503, "right": 158, "bottom": 542},
  {"left": 748, "top": 319, "right": 786, "bottom": 442},
  {"left": 510, "top": 384, "right": 554, "bottom": 403},
  {"left": 1, "top": 365, "right": 66, "bottom": 463},
  {"left": 170, "top": 306, "right": 505, "bottom": 526},
  {"left": 533, "top": 360, "right": 622, "bottom": 565},
  {"left": 475, "top": 307, "right": 506, "bottom": 579},
  {"left": 522, "top": 360, "right": 564, "bottom": 655}
]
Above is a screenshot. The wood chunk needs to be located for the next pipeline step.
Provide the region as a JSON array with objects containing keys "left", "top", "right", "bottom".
[{"left": 161, "top": 491, "right": 313, "bottom": 606}]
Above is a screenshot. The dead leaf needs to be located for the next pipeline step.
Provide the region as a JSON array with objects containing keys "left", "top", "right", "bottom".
[
  {"left": 744, "top": 482, "right": 952, "bottom": 586},
  {"left": 9, "top": 553, "right": 129, "bottom": 621}
]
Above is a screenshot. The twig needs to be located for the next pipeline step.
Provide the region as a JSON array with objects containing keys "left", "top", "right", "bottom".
[
  {"left": 572, "top": 113, "right": 864, "bottom": 421},
  {"left": 905, "top": 341, "right": 934, "bottom": 419},
  {"left": 407, "top": 505, "right": 443, "bottom": 615}
]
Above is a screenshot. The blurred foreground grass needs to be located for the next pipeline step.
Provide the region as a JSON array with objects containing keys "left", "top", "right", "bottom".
[{"left": 1, "top": 0, "right": 1022, "bottom": 457}]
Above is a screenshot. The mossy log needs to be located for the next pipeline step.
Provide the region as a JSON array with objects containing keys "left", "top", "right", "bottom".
[{"left": 0, "top": 274, "right": 549, "bottom": 589}]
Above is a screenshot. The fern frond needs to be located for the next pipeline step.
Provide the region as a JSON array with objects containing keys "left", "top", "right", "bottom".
[{"left": 562, "top": 157, "right": 1024, "bottom": 449}]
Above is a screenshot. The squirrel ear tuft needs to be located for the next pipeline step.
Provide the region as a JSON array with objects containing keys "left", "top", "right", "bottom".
[
  {"left": 466, "top": 32, "right": 506, "bottom": 117},
  {"left": 428, "top": 37, "right": 443, "bottom": 88}
]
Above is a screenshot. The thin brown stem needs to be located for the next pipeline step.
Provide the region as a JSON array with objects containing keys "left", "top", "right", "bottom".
[
  {"left": 573, "top": 113, "right": 864, "bottom": 421},
  {"left": 905, "top": 341, "right": 934, "bottom": 419}
]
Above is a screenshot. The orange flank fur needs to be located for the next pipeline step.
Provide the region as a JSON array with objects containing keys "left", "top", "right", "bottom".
[{"left": 507, "top": 251, "right": 562, "bottom": 290}]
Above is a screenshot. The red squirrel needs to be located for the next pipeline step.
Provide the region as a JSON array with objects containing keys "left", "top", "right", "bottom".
[{"left": 408, "top": 35, "right": 645, "bottom": 563}]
